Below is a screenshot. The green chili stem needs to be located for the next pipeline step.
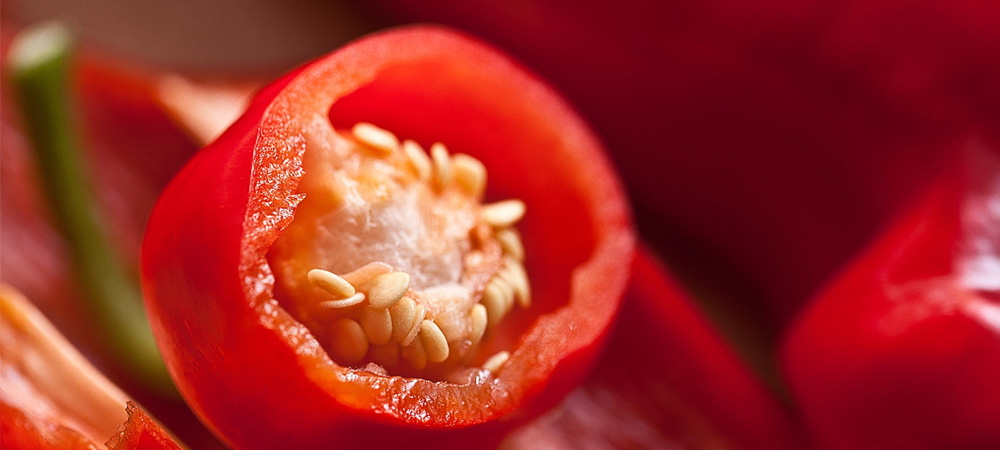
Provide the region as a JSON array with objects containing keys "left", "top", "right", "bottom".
[{"left": 8, "top": 22, "right": 175, "bottom": 396}]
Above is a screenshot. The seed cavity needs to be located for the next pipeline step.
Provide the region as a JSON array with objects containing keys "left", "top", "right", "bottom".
[
  {"left": 481, "top": 200, "right": 526, "bottom": 228},
  {"left": 275, "top": 123, "right": 534, "bottom": 376}
]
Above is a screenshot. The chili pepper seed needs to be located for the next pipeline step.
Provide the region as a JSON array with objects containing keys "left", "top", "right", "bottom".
[
  {"left": 419, "top": 320, "right": 450, "bottom": 363},
  {"left": 307, "top": 268, "right": 356, "bottom": 298},
  {"left": 452, "top": 153, "right": 487, "bottom": 199},
  {"left": 361, "top": 307, "right": 393, "bottom": 345},
  {"left": 431, "top": 142, "right": 452, "bottom": 190},
  {"left": 402, "top": 304, "right": 426, "bottom": 347},
  {"left": 481, "top": 200, "right": 526, "bottom": 228},
  {"left": 469, "top": 304, "right": 488, "bottom": 346},
  {"left": 495, "top": 228, "right": 525, "bottom": 261},
  {"left": 318, "top": 292, "right": 366, "bottom": 309},
  {"left": 330, "top": 318, "right": 369, "bottom": 363},
  {"left": 482, "top": 351, "right": 510, "bottom": 373},
  {"left": 352, "top": 122, "right": 399, "bottom": 155},
  {"left": 403, "top": 140, "right": 432, "bottom": 182},
  {"left": 366, "top": 271, "right": 410, "bottom": 309}
]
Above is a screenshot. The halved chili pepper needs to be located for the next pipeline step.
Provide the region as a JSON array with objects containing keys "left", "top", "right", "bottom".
[
  {"left": 0, "top": 285, "right": 183, "bottom": 450},
  {"left": 141, "top": 26, "right": 634, "bottom": 448},
  {"left": 782, "top": 152, "right": 1000, "bottom": 449}
]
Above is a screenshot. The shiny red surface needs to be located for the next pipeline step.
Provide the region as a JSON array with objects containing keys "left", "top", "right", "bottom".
[{"left": 784, "top": 168, "right": 1000, "bottom": 449}]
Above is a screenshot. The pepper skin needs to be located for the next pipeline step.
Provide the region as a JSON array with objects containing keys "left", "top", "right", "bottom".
[
  {"left": 141, "top": 26, "right": 634, "bottom": 449},
  {"left": 782, "top": 155, "right": 1000, "bottom": 449}
]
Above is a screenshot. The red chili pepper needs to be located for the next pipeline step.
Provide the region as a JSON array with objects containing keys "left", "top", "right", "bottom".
[
  {"left": 782, "top": 154, "right": 1000, "bottom": 449},
  {"left": 141, "top": 26, "right": 634, "bottom": 449}
]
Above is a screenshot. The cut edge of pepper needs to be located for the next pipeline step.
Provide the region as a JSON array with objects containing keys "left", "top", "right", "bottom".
[{"left": 233, "top": 26, "right": 636, "bottom": 426}]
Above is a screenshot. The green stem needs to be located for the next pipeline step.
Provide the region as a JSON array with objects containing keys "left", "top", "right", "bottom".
[{"left": 8, "top": 22, "right": 175, "bottom": 396}]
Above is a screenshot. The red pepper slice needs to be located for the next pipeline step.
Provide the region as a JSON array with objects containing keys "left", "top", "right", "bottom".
[
  {"left": 142, "top": 26, "right": 634, "bottom": 448},
  {"left": 0, "top": 286, "right": 183, "bottom": 450},
  {"left": 782, "top": 158, "right": 1000, "bottom": 449}
]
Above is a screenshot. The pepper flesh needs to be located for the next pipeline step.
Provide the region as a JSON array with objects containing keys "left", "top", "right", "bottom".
[
  {"left": 141, "top": 26, "right": 634, "bottom": 449},
  {"left": 0, "top": 286, "right": 183, "bottom": 450}
]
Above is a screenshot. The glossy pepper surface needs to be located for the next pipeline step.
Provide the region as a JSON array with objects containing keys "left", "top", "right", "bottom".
[
  {"left": 783, "top": 154, "right": 1000, "bottom": 449},
  {"left": 141, "top": 26, "right": 634, "bottom": 449}
]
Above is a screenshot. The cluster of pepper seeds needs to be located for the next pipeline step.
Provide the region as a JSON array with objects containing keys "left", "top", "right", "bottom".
[{"left": 304, "top": 123, "right": 529, "bottom": 374}]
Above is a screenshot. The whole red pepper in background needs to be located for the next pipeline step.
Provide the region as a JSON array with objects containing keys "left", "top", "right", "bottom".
[
  {"left": 142, "top": 26, "right": 635, "bottom": 448},
  {"left": 370, "top": 0, "right": 999, "bottom": 333},
  {"left": 783, "top": 147, "right": 1000, "bottom": 449},
  {"left": 505, "top": 248, "right": 803, "bottom": 449}
]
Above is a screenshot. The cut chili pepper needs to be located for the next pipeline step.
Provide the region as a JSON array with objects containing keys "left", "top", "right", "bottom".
[
  {"left": 782, "top": 153, "right": 1000, "bottom": 449},
  {"left": 141, "top": 26, "right": 634, "bottom": 448}
]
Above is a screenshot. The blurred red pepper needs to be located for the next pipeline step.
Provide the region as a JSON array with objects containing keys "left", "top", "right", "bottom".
[
  {"left": 371, "top": 0, "right": 1000, "bottom": 330},
  {"left": 0, "top": 286, "right": 183, "bottom": 450},
  {"left": 1, "top": 23, "right": 232, "bottom": 449},
  {"left": 0, "top": 24, "right": 199, "bottom": 359},
  {"left": 505, "top": 248, "right": 804, "bottom": 449},
  {"left": 142, "top": 26, "right": 635, "bottom": 449},
  {"left": 782, "top": 148, "right": 1000, "bottom": 449}
]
